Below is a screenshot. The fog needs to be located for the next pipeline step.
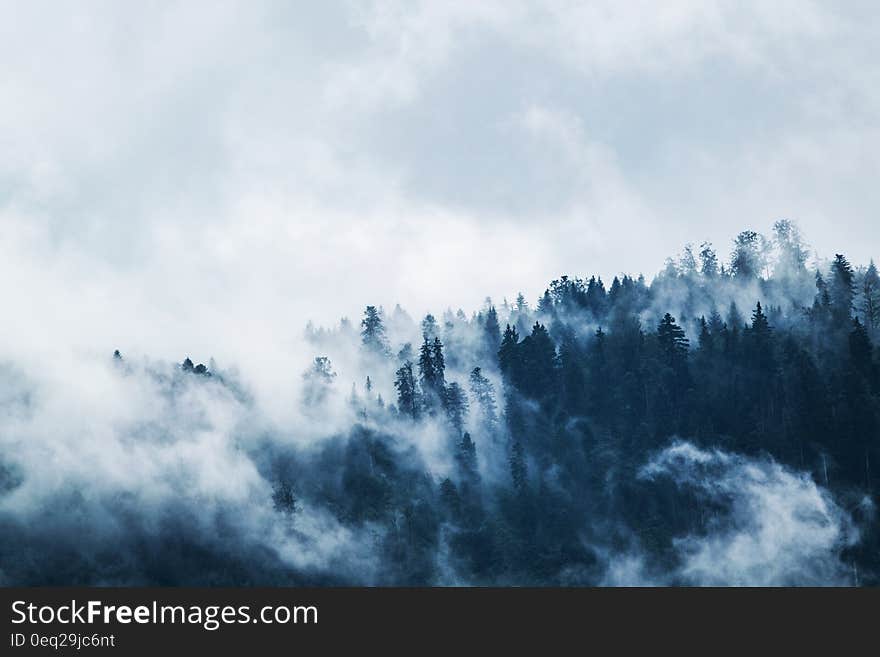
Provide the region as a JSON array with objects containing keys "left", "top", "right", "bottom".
[
  {"left": 1, "top": 1, "right": 879, "bottom": 586},
  {"left": 2, "top": 222, "right": 876, "bottom": 584},
  {"left": 639, "top": 442, "right": 860, "bottom": 585}
]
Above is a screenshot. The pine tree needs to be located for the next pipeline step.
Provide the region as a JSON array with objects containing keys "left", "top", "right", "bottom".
[
  {"left": 699, "top": 241, "right": 719, "bottom": 278},
  {"left": 516, "top": 322, "right": 558, "bottom": 400},
  {"left": 444, "top": 381, "right": 469, "bottom": 435},
  {"left": 747, "top": 302, "right": 774, "bottom": 367},
  {"left": 586, "top": 276, "right": 607, "bottom": 317},
  {"left": 421, "top": 314, "right": 439, "bottom": 341},
  {"left": 812, "top": 271, "right": 832, "bottom": 325},
  {"left": 394, "top": 361, "right": 419, "bottom": 419},
  {"left": 455, "top": 432, "right": 478, "bottom": 482},
  {"left": 844, "top": 318, "right": 877, "bottom": 487},
  {"left": 361, "top": 306, "right": 390, "bottom": 355},
  {"left": 656, "top": 313, "right": 689, "bottom": 368},
  {"left": 608, "top": 276, "right": 622, "bottom": 307},
  {"left": 498, "top": 324, "right": 520, "bottom": 378},
  {"left": 432, "top": 337, "right": 446, "bottom": 387},
  {"left": 708, "top": 309, "right": 725, "bottom": 335},
  {"left": 730, "top": 230, "right": 764, "bottom": 279},
  {"left": 537, "top": 290, "right": 554, "bottom": 314},
  {"left": 849, "top": 318, "right": 874, "bottom": 382},
  {"left": 698, "top": 316, "right": 712, "bottom": 350},
  {"left": 727, "top": 302, "right": 744, "bottom": 331},
  {"left": 469, "top": 367, "right": 498, "bottom": 432},
  {"left": 418, "top": 337, "right": 436, "bottom": 388},
  {"left": 483, "top": 305, "right": 501, "bottom": 360},
  {"left": 861, "top": 260, "right": 880, "bottom": 335},
  {"left": 585, "top": 327, "right": 610, "bottom": 421},
  {"left": 559, "top": 328, "right": 587, "bottom": 416},
  {"left": 417, "top": 337, "right": 441, "bottom": 414},
  {"left": 830, "top": 254, "right": 855, "bottom": 327},
  {"left": 750, "top": 301, "right": 770, "bottom": 336}
]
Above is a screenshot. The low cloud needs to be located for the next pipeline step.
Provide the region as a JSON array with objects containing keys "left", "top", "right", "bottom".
[{"left": 637, "top": 441, "right": 860, "bottom": 586}]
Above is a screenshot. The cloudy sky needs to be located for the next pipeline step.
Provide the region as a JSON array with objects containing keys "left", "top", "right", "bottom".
[{"left": 2, "top": 1, "right": 879, "bottom": 370}]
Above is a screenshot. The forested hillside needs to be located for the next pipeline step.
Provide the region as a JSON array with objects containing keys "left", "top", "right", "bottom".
[{"left": 2, "top": 221, "right": 878, "bottom": 585}]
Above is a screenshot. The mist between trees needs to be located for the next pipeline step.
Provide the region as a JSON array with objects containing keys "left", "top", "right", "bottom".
[{"left": 1, "top": 220, "right": 878, "bottom": 585}]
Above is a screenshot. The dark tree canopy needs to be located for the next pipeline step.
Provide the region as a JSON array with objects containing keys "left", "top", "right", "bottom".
[{"left": 73, "top": 224, "right": 880, "bottom": 587}]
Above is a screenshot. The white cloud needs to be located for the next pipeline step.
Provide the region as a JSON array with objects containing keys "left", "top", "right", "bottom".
[
  {"left": 0, "top": 0, "right": 878, "bottom": 373},
  {"left": 640, "top": 441, "right": 860, "bottom": 585}
]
